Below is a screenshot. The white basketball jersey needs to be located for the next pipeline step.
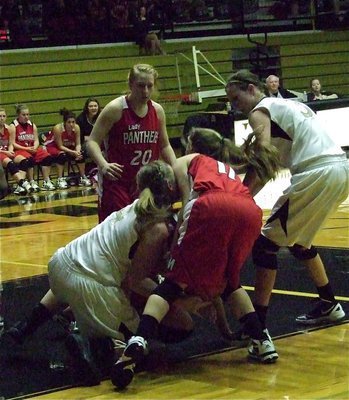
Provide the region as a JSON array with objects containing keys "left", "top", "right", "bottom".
[
  {"left": 252, "top": 97, "right": 344, "bottom": 172},
  {"left": 63, "top": 200, "right": 139, "bottom": 287}
]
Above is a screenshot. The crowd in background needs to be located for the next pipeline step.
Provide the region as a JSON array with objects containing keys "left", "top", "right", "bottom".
[{"left": 1, "top": 0, "right": 348, "bottom": 49}]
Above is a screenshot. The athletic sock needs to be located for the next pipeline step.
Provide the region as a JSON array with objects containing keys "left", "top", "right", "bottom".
[
  {"left": 253, "top": 304, "right": 268, "bottom": 329},
  {"left": 317, "top": 283, "right": 336, "bottom": 303},
  {"left": 136, "top": 314, "right": 159, "bottom": 341},
  {"left": 239, "top": 312, "right": 264, "bottom": 340},
  {"left": 119, "top": 322, "right": 134, "bottom": 342}
]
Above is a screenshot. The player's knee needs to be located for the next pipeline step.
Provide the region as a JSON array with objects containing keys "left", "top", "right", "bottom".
[
  {"left": 288, "top": 244, "right": 318, "bottom": 260},
  {"left": 153, "top": 279, "right": 183, "bottom": 304},
  {"left": 18, "top": 158, "right": 33, "bottom": 171},
  {"left": 221, "top": 284, "right": 241, "bottom": 302},
  {"left": 27, "top": 157, "right": 36, "bottom": 168},
  {"left": 6, "top": 161, "right": 19, "bottom": 176},
  {"left": 252, "top": 235, "right": 280, "bottom": 270},
  {"left": 56, "top": 152, "right": 67, "bottom": 165},
  {"left": 40, "top": 155, "right": 54, "bottom": 166}
]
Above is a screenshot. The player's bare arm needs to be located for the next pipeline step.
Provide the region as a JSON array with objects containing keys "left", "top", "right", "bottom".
[
  {"left": 243, "top": 110, "right": 272, "bottom": 196},
  {"left": 154, "top": 102, "right": 176, "bottom": 166},
  {"left": 87, "top": 98, "right": 124, "bottom": 181},
  {"left": 127, "top": 222, "right": 170, "bottom": 297},
  {"left": 53, "top": 124, "right": 77, "bottom": 157}
]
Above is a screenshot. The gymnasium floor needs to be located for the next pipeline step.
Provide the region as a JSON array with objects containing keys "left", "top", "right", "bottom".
[{"left": 0, "top": 172, "right": 348, "bottom": 400}]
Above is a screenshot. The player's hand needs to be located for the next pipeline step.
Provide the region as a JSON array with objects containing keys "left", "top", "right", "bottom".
[
  {"left": 27, "top": 146, "right": 36, "bottom": 154},
  {"left": 101, "top": 162, "right": 124, "bottom": 180},
  {"left": 75, "top": 152, "right": 83, "bottom": 161}
]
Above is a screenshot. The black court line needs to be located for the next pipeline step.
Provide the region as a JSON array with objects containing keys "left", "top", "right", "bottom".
[{"left": 0, "top": 247, "right": 348, "bottom": 399}]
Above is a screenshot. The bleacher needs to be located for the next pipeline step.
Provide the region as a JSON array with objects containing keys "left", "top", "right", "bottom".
[{"left": 1, "top": 29, "right": 349, "bottom": 149}]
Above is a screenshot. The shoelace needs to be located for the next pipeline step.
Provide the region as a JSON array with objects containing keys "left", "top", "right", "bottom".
[{"left": 111, "top": 339, "right": 126, "bottom": 351}]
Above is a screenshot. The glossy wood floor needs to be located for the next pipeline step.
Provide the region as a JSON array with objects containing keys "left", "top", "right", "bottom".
[{"left": 0, "top": 172, "right": 348, "bottom": 400}]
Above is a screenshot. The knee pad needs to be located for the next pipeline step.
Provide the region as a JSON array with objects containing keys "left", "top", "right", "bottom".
[
  {"left": 27, "top": 157, "right": 36, "bottom": 168},
  {"left": 221, "top": 284, "right": 242, "bottom": 302},
  {"left": 288, "top": 244, "right": 318, "bottom": 260},
  {"left": 252, "top": 235, "right": 280, "bottom": 270},
  {"left": 40, "top": 155, "right": 54, "bottom": 166},
  {"left": 56, "top": 152, "right": 68, "bottom": 165},
  {"left": 153, "top": 279, "right": 183, "bottom": 304},
  {"left": 6, "top": 161, "right": 19, "bottom": 176},
  {"left": 18, "top": 158, "right": 33, "bottom": 171}
]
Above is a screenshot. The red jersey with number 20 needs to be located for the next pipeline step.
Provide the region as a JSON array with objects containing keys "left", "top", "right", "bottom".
[{"left": 104, "top": 96, "right": 161, "bottom": 187}]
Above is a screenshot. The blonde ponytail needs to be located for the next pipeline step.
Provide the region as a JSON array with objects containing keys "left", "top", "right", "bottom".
[
  {"left": 135, "top": 161, "right": 175, "bottom": 233},
  {"left": 135, "top": 187, "right": 170, "bottom": 231}
]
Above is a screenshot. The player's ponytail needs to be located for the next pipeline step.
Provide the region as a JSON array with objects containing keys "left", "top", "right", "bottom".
[
  {"left": 241, "top": 127, "right": 281, "bottom": 184},
  {"left": 188, "top": 127, "right": 280, "bottom": 183},
  {"left": 135, "top": 161, "right": 175, "bottom": 232},
  {"left": 188, "top": 127, "right": 245, "bottom": 166}
]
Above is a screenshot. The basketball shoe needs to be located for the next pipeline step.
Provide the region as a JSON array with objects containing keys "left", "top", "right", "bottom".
[
  {"left": 13, "top": 184, "right": 26, "bottom": 195},
  {"left": 110, "top": 335, "right": 148, "bottom": 389},
  {"left": 30, "top": 180, "right": 40, "bottom": 192},
  {"left": 295, "top": 299, "right": 345, "bottom": 325},
  {"left": 248, "top": 334, "right": 278, "bottom": 364}
]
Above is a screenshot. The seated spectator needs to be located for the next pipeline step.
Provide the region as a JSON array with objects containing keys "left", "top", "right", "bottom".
[
  {"left": 190, "top": 0, "right": 210, "bottom": 21},
  {"left": 45, "top": 0, "right": 76, "bottom": 46},
  {"left": 46, "top": 108, "right": 92, "bottom": 189},
  {"left": 134, "top": 5, "right": 165, "bottom": 55},
  {"left": 173, "top": 0, "right": 192, "bottom": 22},
  {"left": 76, "top": 97, "right": 101, "bottom": 148},
  {"left": 110, "top": 0, "right": 129, "bottom": 42},
  {"left": 0, "top": 106, "right": 31, "bottom": 195},
  {"left": 265, "top": 74, "right": 298, "bottom": 99},
  {"left": 4, "top": 0, "right": 31, "bottom": 48},
  {"left": 10, "top": 104, "right": 55, "bottom": 192},
  {"left": 306, "top": 78, "right": 339, "bottom": 101}
]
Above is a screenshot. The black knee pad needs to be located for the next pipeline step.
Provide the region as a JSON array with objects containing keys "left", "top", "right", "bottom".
[
  {"left": 56, "top": 152, "right": 68, "bottom": 165},
  {"left": 221, "top": 284, "right": 242, "bottom": 302},
  {"left": 40, "top": 155, "right": 54, "bottom": 166},
  {"left": 153, "top": 279, "right": 183, "bottom": 304},
  {"left": 252, "top": 235, "right": 280, "bottom": 270},
  {"left": 288, "top": 244, "right": 318, "bottom": 260},
  {"left": 27, "top": 157, "right": 36, "bottom": 168},
  {"left": 6, "top": 161, "right": 19, "bottom": 175},
  {"left": 18, "top": 158, "right": 32, "bottom": 171}
]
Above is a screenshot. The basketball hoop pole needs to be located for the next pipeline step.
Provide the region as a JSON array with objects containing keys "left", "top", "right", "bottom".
[
  {"left": 192, "top": 46, "right": 201, "bottom": 94},
  {"left": 178, "top": 46, "right": 227, "bottom": 103}
]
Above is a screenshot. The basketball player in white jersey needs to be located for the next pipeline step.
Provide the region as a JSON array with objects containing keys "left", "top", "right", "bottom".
[
  {"left": 2, "top": 161, "right": 195, "bottom": 386},
  {"left": 225, "top": 69, "right": 348, "bottom": 330}
]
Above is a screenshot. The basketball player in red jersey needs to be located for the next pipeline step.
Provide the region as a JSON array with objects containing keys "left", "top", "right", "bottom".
[
  {"left": 112, "top": 127, "right": 281, "bottom": 390},
  {"left": 87, "top": 64, "right": 176, "bottom": 222},
  {"left": 46, "top": 108, "right": 92, "bottom": 189},
  {"left": 10, "top": 104, "right": 55, "bottom": 191},
  {"left": 0, "top": 107, "right": 32, "bottom": 195}
]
